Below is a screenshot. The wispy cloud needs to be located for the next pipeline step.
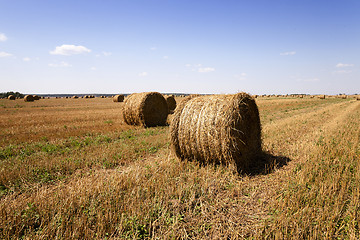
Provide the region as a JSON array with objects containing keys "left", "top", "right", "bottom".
[
  {"left": 234, "top": 73, "right": 247, "bottom": 80},
  {"left": 23, "top": 57, "right": 31, "bottom": 62},
  {"left": 50, "top": 44, "right": 91, "bottom": 56},
  {"left": 333, "top": 70, "right": 352, "bottom": 74},
  {"left": 48, "top": 61, "right": 72, "bottom": 67},
  {"left": 0, "top": 51, "right": 12, "bottom": 57},
  {"left": 102, "top": 51, "right": 112, "bottom": 56},
  {"left": 90, "top": 67, "right": 97, "bottom": 71},
  {"left": 150, "top": 47, "right": 157, "bottom": 51},
  {"left": 0, "top": 33, "right": 7, "bottom": 42},
  {"left": 198, "top": 67, "right": 215, "bottom": 73},
  {"left": 138, "top": 72, "right": 148, "bottom": 77},
  {"left": 336, "top": 63, "right": 354, "bottom": 68},
  {"left": 280, "top": 51, "right": 296, "bottom": 56},
  {"left": 163, "top": 56, "right": 169, "bottom": 59}
]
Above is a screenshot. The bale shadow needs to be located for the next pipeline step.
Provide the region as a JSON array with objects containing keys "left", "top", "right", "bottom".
[{"left": 240, "top": 151, "right": 291, "bottom": 176}]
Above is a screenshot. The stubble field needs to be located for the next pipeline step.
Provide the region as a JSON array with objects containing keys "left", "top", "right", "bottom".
[{"left": 0, "top": 96, "right": 359, "bottom": 239}]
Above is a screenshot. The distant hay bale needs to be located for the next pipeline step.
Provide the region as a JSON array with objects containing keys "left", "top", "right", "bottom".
[
  {"left": 8, "top": 95, "right": 15, "bottom": 100},
  {"left": 341, "top": 95, "right": 347, "bottom": 99},
  {"left": 113, "top": 94, "right": 125, "bottom": 102},
  {"left": 318, "top": 95, "right": 326, "bottom": 99},
  {"left": 165, "top": 95, "right": 177, "bottom": 113},
  {"left": 72, "top": 96, "right": 78, "bottom": 99},
  {"left": 33, "top": 95, "right": 40, "bottom": 100},
  {"left": 123, "top": 92, "right": 168, "bottom": 127},
  {"left": 24, "top": 95, "right": 34, "bottom": 102},
  {"left": 170, "top": 92, "right": 262, "bottom": 172},
  {"left": 357, "top": 96, "right": 360, "bottom": 101}
]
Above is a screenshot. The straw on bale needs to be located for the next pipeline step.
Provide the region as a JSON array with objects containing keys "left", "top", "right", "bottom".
[
  {"left": 170, "top": 92, "right": 262, "bottom": 172},
  {"left": 72, "top": 96, "right": 78, "bottom": 99},
  {"left": 165, "top": 95, "right": 177, "bottom": 113},
  {"left": 24, "top": 95, "right": 34, "bottom": 102},
  {"left": 8, "top": 95, "right": 15, "bottom": 100},
  {"left": 123, "top": 92, "right": 168, "bottom": 127},
  {"left": 113, "top": 94, "right": 125, "bottom": 102},
  {"left": 318, "top": 95, "right": 326, "bottom": 99}
]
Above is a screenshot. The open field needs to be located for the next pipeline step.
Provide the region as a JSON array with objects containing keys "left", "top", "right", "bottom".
[{"left": 0, "top": 96, "right": 359, "bottom": 239}]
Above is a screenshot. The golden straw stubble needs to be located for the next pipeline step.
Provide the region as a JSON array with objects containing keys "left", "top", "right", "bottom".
[
  {"left": 123, "top": 92, "right": 168, "bottom": 127},
  {"left": 170, "top": 92, "right": 262, "bottom": 172}
]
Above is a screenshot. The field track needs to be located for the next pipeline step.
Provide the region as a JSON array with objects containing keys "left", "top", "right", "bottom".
[{"left": 0, "top": 97, "right": 359, "bottom": 239}]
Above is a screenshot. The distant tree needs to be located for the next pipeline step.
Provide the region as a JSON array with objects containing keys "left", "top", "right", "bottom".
[{"left": 0, "top": 91, "right": 25, "bottom": 99}]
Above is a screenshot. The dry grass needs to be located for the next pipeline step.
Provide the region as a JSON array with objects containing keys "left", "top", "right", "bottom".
[{"left": 0, "top": 96, "right": 358, "bottom": 239}]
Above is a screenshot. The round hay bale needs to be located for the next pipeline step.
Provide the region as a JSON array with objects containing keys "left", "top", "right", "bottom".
[
  {"left": 318, "top": 95, "right": 326, "bottom": 99},
  {"left": 123, "top": 92, "right": 168, "bottom": 127},
  {"left": 33, "top": 95, "right": 40, "bottom": 100},
  {"left": 72, "top": 96, "right": 78, "bottom": 99},
  {"left": 113, "top": 94, "right": 125, "bottom": 102},
  {"left": 8, "top": 95, "right": 15, "bottom": 100},
  {"left": 356, "top": 96, "right": 360, "bottom": 101},
  {"left": 24, "top": 95, "right": 34, "bottom": 102},
  {"left": 170, "top": 92, "right": 262, "bottom": 172},
  {"left": 165, "top": 95, "right": 177, "bottom": 113}
]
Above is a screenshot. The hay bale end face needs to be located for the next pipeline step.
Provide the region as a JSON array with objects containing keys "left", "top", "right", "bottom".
[
  {"left": 24, "top": 95, "right": 34, "bottom": 102},
  {"left": 8, "top": 95, "right": 15, "bottom": 100},
  {"left": 165, "top": 95, "right": 177, "bottom": 113},
  {"left": 113, "top": 94, "right": 125, "bottom": 102},
  {"left": 123, "top": 92, "right": 168, "bottom": 127},
  {"left": 170, "top": 92, "right": 262, "bottom": 172}
]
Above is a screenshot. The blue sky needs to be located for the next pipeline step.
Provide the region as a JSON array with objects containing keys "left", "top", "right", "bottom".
[{"left": 0, "top": 0, "right": 359, "bottom": 94}]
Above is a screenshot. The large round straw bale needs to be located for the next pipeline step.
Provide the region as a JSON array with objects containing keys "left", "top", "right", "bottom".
[
  {"left": 123, "top": 92, "right": 168, "bottom": 127},
  {"left": 33, "top": 95, "right": 40, "bottom": 100},
  {"left": 8, "top": 95, "right": 15, "bottom": 100},
  {"left": 357, "top": 96, "right": 360, "bottom": 101},
  {"left": 318, "top": 95, "right": 326, "bottom": 99},
  {"left": 24, "top": 95, "right": 34, "bottom": 102},
  {"left": 72, "top": 95, "right": 78, "bottom": 99},
  {"left": 170, "top": 92, "right": 262, "bottom": 172},
  {"left": 165, "top": 95, "right": 177, "bottom": 113},
  {"left": 113, "top": 94, "right": 125, "bottom": 102}
]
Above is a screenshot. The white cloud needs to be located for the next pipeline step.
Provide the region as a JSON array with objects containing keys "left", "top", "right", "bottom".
[
  {"left": 163, "top": 56, "right": 169, "bottom": 59},
  {"left": 150, "top": 47, "right": 157, "bottom": 51},
  {"left": 90, "top": 67, "right": 97, "bottom": 71},
  {"left": 23, "top": 57, "right": 31, "bottom": 61},
  {"left": 185, "top": 64, "right": 191, "bottom": 67},
  {"left": 336, "top": 63, "right": 354, "bottom": 68},
  {"left": 50, "top": 44, "right": 91, "bottom": 55},
  {"left": 0, "top": 51, "right": 12, "bottom": 57},
  {"left": 102, "top": 51, "right": 112, "bottom": 56},
  {"left": 333, "top": 70, "right": 352, "bottom": 74},
  {"left": 234, "top": 73, "right": 247, "bottom": 80},
  {"left": 138, "top": 72, "right": 148, "bottom": 77},
  {"left": 48, "top": 61, "right": 72, "bottom": 67},
  {"left": 198, "top": 67, "right": 215, "bottom": 73},
  {"left": 0, "top": 33, "right": 7, "bottom": 42},
  {"left": 280, "top": 51, "right": 296, "bottom": 56}
]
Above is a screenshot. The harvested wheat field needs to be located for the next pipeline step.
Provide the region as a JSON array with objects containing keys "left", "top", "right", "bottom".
[{"left": 0, "top": 96, "right": 359, "bottom": 239}]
